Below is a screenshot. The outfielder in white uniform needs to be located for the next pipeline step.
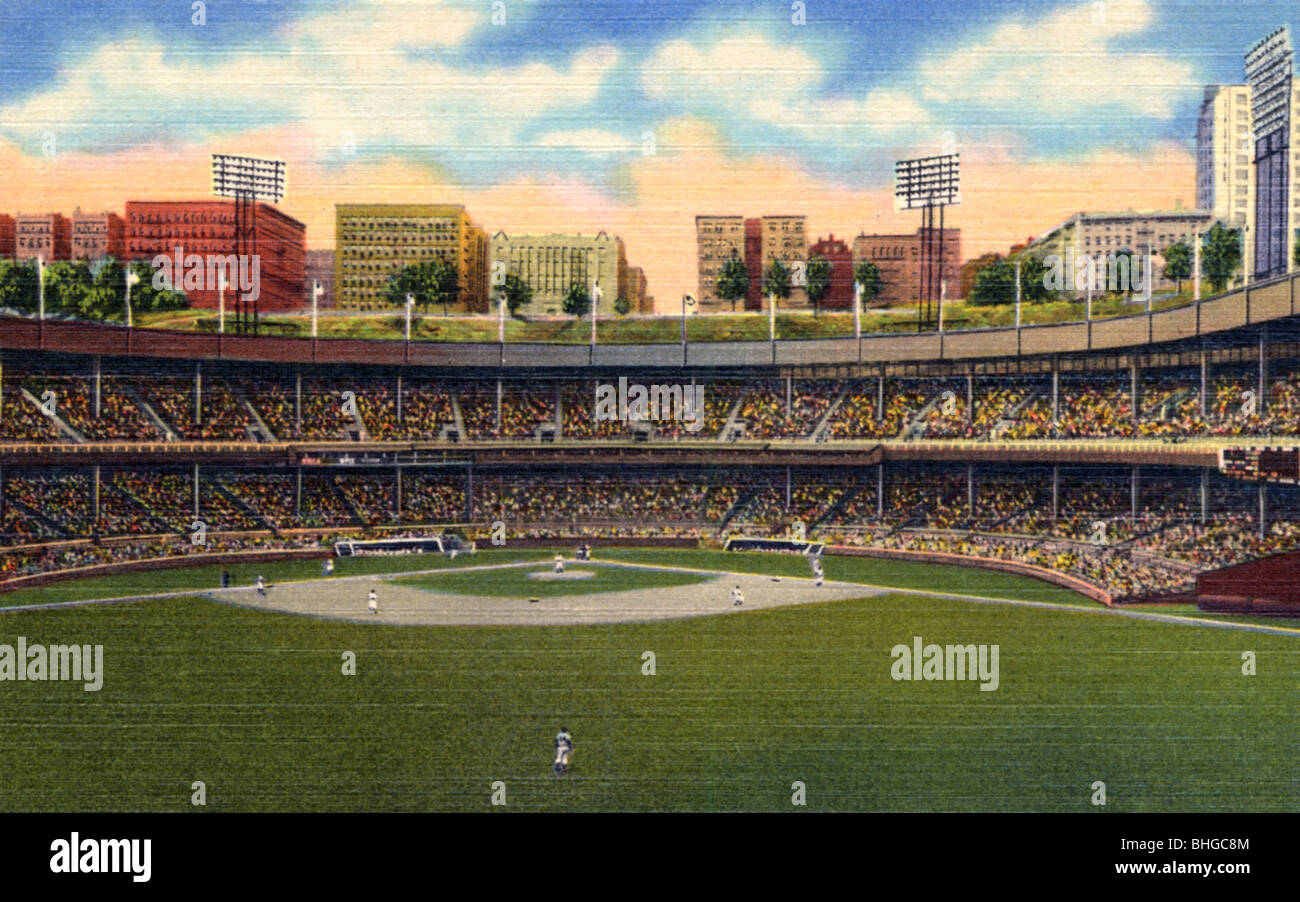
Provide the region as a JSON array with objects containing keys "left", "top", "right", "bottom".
[
  {"left": 811, "top": 556, "right": 824, "bottom": 587},
  {"left": 256, "top": 575, "right": 266, "bottom": 597},
  {"left": 368, "top": 588, "right": 378, "bottom": 615},
  {"left": 553, "top": 727, "right": 574, "bottom": 775},
  {"left": 554, "top": 554, "right": 565, "bottom": 575},
  {"left": 731, "top": 585, "right": 744, "bottom": 606}
]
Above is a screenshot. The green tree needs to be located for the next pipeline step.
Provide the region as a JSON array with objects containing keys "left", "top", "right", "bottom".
[
  {"left": 806, "top": 255, "right": 832, "bottom": 315},
  {"left": 562, "top": 282, "right": 591, "bottom": 318},
  {"left": 715, "top": 253, "right": 749, "bottom": 312},
  {"left": 428, "top": 258, "right": 460, "bottom": 315},
  {"left": 501, "top": 272, "right": 532, "bottom": 318},
  {"left": 614, "top": 295, "right": 632, "bottom": 316},
  {"left": 969, "top": 259, "right": 1015, "bottom": 306},
  {"left": 42, "top": 261, "right": 90, "bottom": 314},
  {"left": 1201, "top": 222, "right": 1242, "bottom": 294},
  {"left": 1294, "top": 236, "right": 1300, "bottom": 270},
  {"left": 854, "top": 260, "right": 883, "bottom": 305},
  {"left": 1163, "top": 241, "right": 1192, "bottom": 293},
  {"left": 0, "top": 259, "right": 39, "bottom": 312},
  {"left": 385, "top": 259, "right": 460, "bottom": 314},
  {"left": 1018, "top": 256, "right": 1052, "bottom": 303},
  {"left": 132, "top": 260, "right": 187, "bottom": 313},
  {"left": 763, "top": 258, "right": 792, "bottom": 303}
]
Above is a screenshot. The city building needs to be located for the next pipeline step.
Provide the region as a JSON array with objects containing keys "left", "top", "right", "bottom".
[
  {"left": 0, "top": 216, "right": 13, "bottom": 258},
  {"left": 334, "top": 204, "right": 490, "bottom": 312},
  {"left": 695, "top": 215, "right": 745, "bottom": 311},
  {"left": 806, "top": 234, "right": 855, "bottom": 310},
  {"left": 305, "top": 249, "right": 335, "bottom": 309},
  {"left": 743, "top": 218, "right": 763, "bottom": 310},
  {"left": 1196, "top": 84, "right": 1255, "bottom": 273},
  {"left": 1244, "top": 28, "right": 1300, "bottom": 281},
  {"left": 125, "top": 200, "right": 307, "bottom": 313},
  {"left": 70, "top": 210, "right": 125, "bottom": 261},
  {"left": 15, "top": 213, "right": 71, "bottom": 262},
  {"left": 759, "top": 215, "right": 807, "bottom": 308},
  {"left": 852, "top": 228, "right": 962, "bottom": 306},
  {"left": 626, "top": 265, "right": 651, "bottom": 313},
  {"left": 1024, "top": 210, "right": 1211, "bottom": 296},
  {"left": 489, "top": 231, "right": 629, "bottom": 316}
]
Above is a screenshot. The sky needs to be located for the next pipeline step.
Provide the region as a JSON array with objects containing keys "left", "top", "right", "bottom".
[{"left": 0, "top": 0, "right": 1294, "bottom": 308}]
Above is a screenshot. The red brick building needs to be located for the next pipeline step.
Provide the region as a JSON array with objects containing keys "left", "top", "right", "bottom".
[
  {"left": 0, "top": 216, "right": 14, "bottom": 258},
  {"left": 807, "top": 234, "right": 855, "bottom": 310},
  {"left": 744, "top": 217, "right": 763, "bottom": 310},
  {"left": 15, "top": 213, "right": 71, "bottom": 262},
  {"left": 852, "top": 227, "right": 961, "bottom": 306},
  {"left": 125, "top": 200, "right": 307, "bottom": 313},
  {"left": 71, "top": 210, "right": 125, "bottom": 261}
]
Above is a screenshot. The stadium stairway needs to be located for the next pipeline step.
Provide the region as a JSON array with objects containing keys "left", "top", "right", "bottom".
[
  {"left": 119, "top": 386, "right": 179, "bottom": 442},
  {"left": 810, "top": 384, "right": 853, "bottom": 443},
  {"left": 18, "top": 387, "right": 84, "bottom": 443}
]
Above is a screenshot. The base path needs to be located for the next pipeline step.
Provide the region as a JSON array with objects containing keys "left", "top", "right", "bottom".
[{"left": 207, "top": 563, "right": 877, "bottom": 626}]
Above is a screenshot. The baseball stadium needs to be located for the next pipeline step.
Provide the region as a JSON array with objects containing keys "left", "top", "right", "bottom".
[{"left": 1, "top": 277, "right": 1299, "bottom": 813}]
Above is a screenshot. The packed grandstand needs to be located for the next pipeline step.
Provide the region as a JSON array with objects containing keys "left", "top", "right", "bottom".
[{"left": 4, "top": 288, "right": 1300, "bottom": 607}]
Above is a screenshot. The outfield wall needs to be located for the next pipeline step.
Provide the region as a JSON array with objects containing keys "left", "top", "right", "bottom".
[
  {"left": 2, "top": 272, "right": 1295, "bottom": 371},
  {"left": 826, "top": 545, "right": 1113, "bottom": 605}
]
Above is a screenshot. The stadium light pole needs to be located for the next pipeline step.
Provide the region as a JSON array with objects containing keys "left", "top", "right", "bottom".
[
  {"left": 404, "top": 293, "right": 414, "bottom": 342},
  {"left": 1193, "top": 228, "right": 1202, "bottom": 302},
  {"left": 125, "top": 268, "right": 140, "bottom": 329},
  {"left": 680, "top": 294, "right": 695, "bottom": 364},
  {"left": 1014, "top": 260, "right": 1023, "bottom": 329},
  {"left": 769, "top": 291, "right": 777, "bottom": 343},
  {"left": 853, "top": 280, "right": 862, "bottom": 340},
  {"left": 218, "top": 269, "right": 227, "bottom": 334},
  {"left": 938, "top": 279, "right": 947, "bottom": 332},
  {"left": 590, "top": 281, "right": 601, "bottom": 348},
  {"left": 312, "top": 279, "right": 322, "bottom": 338},
  {"left": 36, "top": 255, "right": 44, "bottom": 321},
  {"left": 1144, "top": 242, "right": 1154, "bottom": 314}
]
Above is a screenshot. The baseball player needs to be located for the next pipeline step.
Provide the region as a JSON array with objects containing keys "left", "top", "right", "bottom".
[
  {"left": 256, "top": 575, "right": 266, "bottom": 597},
  {"left": 811, "top": 556, "right": 824, "bottom": 587},
  {"left": 554, "top": 553, "right": 565, "bottom": 575},
  {"left": 553, "top": 726, "right": 574, "bottom": 775},
  {"left": 730, "top": 584, "right": 744, "bottom": 607},
  {"left": 368, "top": 587, "right": 378, "bottom": 615},
  {"left": 323, "top": 557, "right": 335, "bottom": 577}
]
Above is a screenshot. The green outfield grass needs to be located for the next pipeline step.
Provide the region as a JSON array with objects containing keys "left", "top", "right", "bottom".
[
  {"left": 390, "top": 561, "right": 712, "bottom": 599},
  {"left": 0, "top": 550, "right": 553, "bottom": 609},
  {"left": 0, "top": 548, "right": 1293, "bottom": 812}
]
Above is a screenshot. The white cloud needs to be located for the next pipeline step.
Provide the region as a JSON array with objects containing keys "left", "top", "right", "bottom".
[
  {"left": 0, "top": 0, "right": 619, "bottom": 160},
  {"left": 918, "top": 0, "right": 1193, "bottom": 118}
]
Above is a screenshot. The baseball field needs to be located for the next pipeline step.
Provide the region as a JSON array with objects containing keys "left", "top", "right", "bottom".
[{"left": 0, "top": 548, "right": 1295, "bottom": 812}]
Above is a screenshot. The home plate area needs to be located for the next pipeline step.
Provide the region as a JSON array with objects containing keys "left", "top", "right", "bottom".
[
  {"left": 528, "top": 569, "right": 596, "bottom": 580},
  {"left": 209, "top": 562, "right": 879, "bottom": 626}
]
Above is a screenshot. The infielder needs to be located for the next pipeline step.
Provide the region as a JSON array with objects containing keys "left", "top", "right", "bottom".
[
  {"left": 368, "top": 587, "right": 378, "bottom": 615},
  {"left": 554, "top": 553, "right": 565, "bottom": 575},
  {"left": 731, "top": 585, "right": 744, "bottom": 607},
  {"left": 811, "top": 556, "right": 824, "bottom": 587},
  {"left": 256, "top": 575, "right": 266, "bottom": 597}
]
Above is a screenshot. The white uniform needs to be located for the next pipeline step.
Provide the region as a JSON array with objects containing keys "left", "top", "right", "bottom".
[
  {"left": 731, "top": 587, "right": 744, "bottom": 606},
  {"left": 256, "top": 576, "right": 265, "bottom": 596},
  {"left": 554, "top": 730, "right": 573, "bottom": 773},
  {"left": 812, "top": 558, "right": 824, "bottom": 587},
  {"left": 368, "top": 589, "right": 378, "bottom": 614},
  {"left": 554, "top": 554, "right": 565, "bottom": 575},
  {"left": 323, "top": 558, "right": 334, "bottom": 576}
]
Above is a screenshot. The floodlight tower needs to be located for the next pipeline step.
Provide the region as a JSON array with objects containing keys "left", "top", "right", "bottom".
[
  {"left": 212, "top": 154, "right": 286, "bottom": 334},
  {"left": 894, "top": 154, "right": 961, "bottom": 331}
]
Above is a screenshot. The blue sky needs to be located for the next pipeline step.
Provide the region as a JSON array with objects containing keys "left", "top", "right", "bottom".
[
  {"left": 0, "top": 0, "right": 1295, "bottom": 298},
  {"left": 1, "top": 0, "right": 1293, "bottom": 183}
]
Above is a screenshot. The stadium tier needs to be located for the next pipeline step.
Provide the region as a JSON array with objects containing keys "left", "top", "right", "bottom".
[{"left": 3, "top": 292, "right": 1300, "bottom": 610}]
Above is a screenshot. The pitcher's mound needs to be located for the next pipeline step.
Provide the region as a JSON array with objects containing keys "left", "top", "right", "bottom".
[{"left": 529, "top": 569, "right": 595, "bottom": 580}]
